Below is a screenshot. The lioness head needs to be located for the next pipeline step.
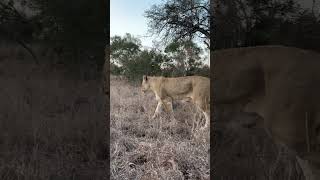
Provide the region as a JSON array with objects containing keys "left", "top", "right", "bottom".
[{"left": 141, "top": 75, "right": 150, "bottom": 93}]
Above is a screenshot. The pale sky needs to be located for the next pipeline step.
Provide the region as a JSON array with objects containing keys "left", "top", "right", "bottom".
[
  {"left": 110, "top": 0, "right": 164, "bottom": 48},
  {"left": 110, "top": 0, "right": 210, "bottom": 65}
]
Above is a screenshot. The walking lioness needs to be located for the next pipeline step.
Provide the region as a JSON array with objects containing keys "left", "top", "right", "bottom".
[
  {"left": 213, "top": 45, "right": 320, "bottom": 179},
  {"left": 141, "top": 75, "right": 210, "bottom": 129}
]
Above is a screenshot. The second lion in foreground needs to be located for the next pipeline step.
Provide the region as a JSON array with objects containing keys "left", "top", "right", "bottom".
[{"left": 141, "top": 75, "right": 210, "bottom": 129}]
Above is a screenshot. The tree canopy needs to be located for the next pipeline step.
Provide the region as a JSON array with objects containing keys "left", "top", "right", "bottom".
[
  {"left": 145, "top": 0, "right": 320, "bottom": 52},
  {"left": 145, "top": 0, "right": 210, "bottom": 48},
  {"left": 213, "top": 0, "right": 320, "bottom": 51}
]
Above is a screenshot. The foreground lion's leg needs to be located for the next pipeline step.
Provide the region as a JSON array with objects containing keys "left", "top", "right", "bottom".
[{"left": 296, "top": 156, "right": 316, "bottom": 180}]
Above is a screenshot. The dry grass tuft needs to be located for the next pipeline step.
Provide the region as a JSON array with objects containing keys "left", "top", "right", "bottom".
[{"left": 110, "top": 75, "right": 209, "bottom": 180}]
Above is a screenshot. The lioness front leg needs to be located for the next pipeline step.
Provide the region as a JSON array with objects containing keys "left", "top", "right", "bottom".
[
  {"left": 163, "top": 99, "right": 176, "bottom": 120},
  {"left": 152, "top": 101, "right": 162, "bottom": 119}
]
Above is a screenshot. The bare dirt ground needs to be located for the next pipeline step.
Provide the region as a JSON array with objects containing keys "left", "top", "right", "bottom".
[{"left": 110, "top": 75, "right": 210, "bottom": 179}]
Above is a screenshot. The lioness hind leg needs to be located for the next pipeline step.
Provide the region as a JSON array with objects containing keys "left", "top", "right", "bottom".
[
  {"left": 194, "top": 99, "right": 210, "bottom": 130},
  {"left": 192, "top": 112, "right": 200, "bottom": 132},
  {"left": 197, "top": 111, "right": 210, "bottom": 131},
  {"left": 203, "top": 111, "right": 210, "bottom": 129}
]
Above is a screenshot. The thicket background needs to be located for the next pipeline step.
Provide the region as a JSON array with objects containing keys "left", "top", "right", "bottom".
[{"left": 110, "top": 33, "right": 210, "bottom": 82}]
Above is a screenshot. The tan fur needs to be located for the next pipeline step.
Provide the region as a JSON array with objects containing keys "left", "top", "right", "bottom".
[
  {"left": 141, "top": 75, "right": 210, "bottom": 129},
  {"left": 213, "top": 45, "right": 320, "bottom": 179}
]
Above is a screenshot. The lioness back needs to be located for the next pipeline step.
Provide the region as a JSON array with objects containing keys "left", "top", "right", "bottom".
[{"left": 161, "top": 76, "right": 210, "bottom": 99}]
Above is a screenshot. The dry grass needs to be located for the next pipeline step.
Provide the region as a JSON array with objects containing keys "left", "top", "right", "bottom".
[
  {"left": 110, "top": 75, "right": 210, "bottom": 180},
  {"left": 212, "top": 108, "right": 306, "bottom": 179},
  {"left": 0, "top": 44, "right": 107, "bottom": 180}
]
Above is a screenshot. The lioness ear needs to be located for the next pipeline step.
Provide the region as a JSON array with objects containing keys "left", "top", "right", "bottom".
[{"left": 143, "top": 75, "right": 148, "bottom": 81}]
